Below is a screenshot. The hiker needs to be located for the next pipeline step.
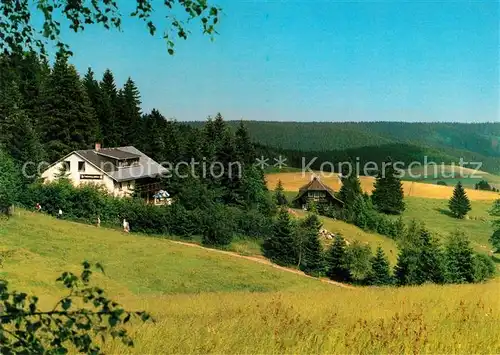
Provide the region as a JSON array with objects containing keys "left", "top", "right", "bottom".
[
  {"left": 35, "top": 203, "right": 42, "bottom": 212},
  {"left": 96, "top": 216, "right": 101, "bottom": 228},
  {"left": 57, "top": 209, "right": 63, "bottom": 219},
  {"left": 123, "top": 219, "right": 130, "bottom": 233}
]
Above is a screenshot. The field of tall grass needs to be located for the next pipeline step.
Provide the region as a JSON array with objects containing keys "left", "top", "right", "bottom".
[{"left": 1, "top": 211, "right": 499, "bottom": 353}]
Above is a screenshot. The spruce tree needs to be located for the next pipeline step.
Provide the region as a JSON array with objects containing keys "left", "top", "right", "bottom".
[
  {"left": 338, "top": 166, "right": 363, "bottom": 208},
  {"left": 274, "top": 180, "right": 288, "bottom": 206},
  {"left": 99, "top": 69, "right": 120, "bottom": 146},
  {"left": 445, "top": 232, "right": 475, "bottom": 284},
  {"left": 415, "top": 228, "right": 446, "bottom": 284},
  {"left": 488, "top": 200, "right": 500, "bottom": 252},
  {"left": 394, "top": 245, "right": 419, "bottom": 286},
  {"left": 82, "top": 68, "right": 104, "bottom": 140},
  {"left": 448, "top": 181, "right": 471, "bottom": 219},
  {"left": 0, "top": 150, "right": 19, "bottom": 216},
  {"left": 39, "top": 52, "right": 98, "bottom": 161},
  {"left": 368, "top": 246, "right": 393, "bottom": 285},
  {"left": 327, "top": 234, "right": 350, "bottom": 282},
  {"left": 298, "top": 213, "right": 324, "bottom": 276},
  {"left": 371, "top": 159, "right": 405, "bottom": 215},
  {"left": 262, "top": 208, "right": 298, "bottom": 266},
  {"left": 116, "top": 78, "right": 142, "bottom": 145},
  {"left": 234, "top": 120, "right": 256, "bottom": 166}
]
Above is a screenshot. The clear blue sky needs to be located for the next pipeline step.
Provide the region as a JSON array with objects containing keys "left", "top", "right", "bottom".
[{"left": 62, "top": 0, "right": 499, "bottom": 122}]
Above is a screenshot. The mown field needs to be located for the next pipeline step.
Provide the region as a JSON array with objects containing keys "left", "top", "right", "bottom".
[{"left": 1, "top": 211, "right": 499, "bottom": 353}]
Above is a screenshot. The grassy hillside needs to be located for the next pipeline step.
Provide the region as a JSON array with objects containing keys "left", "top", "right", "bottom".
[
  {"left": 0, "top": 211, "right": 326, "bottom": 295},
  {"left": 0, "top": 212, "right": 499, "bottom": 353}
]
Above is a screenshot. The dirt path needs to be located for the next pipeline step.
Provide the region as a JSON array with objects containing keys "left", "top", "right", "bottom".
[{"left": 170, "top": 240, "right": 355, "bottom": 290}]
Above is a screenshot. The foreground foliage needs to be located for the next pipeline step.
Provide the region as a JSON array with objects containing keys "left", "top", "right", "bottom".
[{"left": 0, "top": 261, "right": 150, "bottom": 354}]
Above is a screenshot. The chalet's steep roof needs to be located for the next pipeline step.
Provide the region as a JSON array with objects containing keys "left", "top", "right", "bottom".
[
  {"left": 293, "top": 177, "right": 344, "bottom": 204},
  {"left": 75, "top": 146, "right": 167, "bottom": 182}
]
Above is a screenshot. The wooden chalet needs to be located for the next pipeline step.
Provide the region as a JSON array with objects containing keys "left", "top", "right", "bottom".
[{"left": 293, "top": 176, "right": 344, "bottom": 209}]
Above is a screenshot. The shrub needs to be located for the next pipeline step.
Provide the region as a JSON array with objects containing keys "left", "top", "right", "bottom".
[{"left": 201, "top": 205, "right": 236, "bottom": 246}]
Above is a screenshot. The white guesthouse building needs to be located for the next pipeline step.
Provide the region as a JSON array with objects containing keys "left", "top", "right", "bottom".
[{"left": 41, "top": 144, "right": 168, "bottom": 199}]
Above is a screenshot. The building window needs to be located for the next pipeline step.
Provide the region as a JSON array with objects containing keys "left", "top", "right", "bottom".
[
  {"left": 127, "top": 181, "right": 132, "bottom": 189},
  {"left": 63, "top": 161, "right": 71, "bottom": 171},
  {"left": 78, "top": 161, "right": 85, "bottom": 172},
  {"left": 118, "top": 182, "right": 123, "bottom": 191}
]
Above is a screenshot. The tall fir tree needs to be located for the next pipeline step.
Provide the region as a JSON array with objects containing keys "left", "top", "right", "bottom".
[
  {"left": 394, "top": 245, "right": 419, "bottom": 286},
  {"left": 338, "top": 164, "right": 363, "bottom": 208},
  {"left": 371, "top": 159, "right": 405, "bottom": 214},
  {"left": 39, "top": 52, "right": 98, "bottom": 161},
  {"left": 116, "top": 77, "right": 142, "bottom": 145},
  {"left": 273, "top": 180, "right": 288, "bottom": 206},
  {"left": 99, "top": 69, "right": 120, "bottom": 146},
  {"left": 489, "top": 200, "right": 500, "bottom": 252},
  {"left": 297, "top": 213, "right": 324, "bottom": 276},
  {"left": 415, "top": 228, "right": 446, "bottom": 284},
  {"left": 82, "top": 68, "right": 103, "bottom": 141},
  {"left": 262, "top": 208, "right": 298, "bottom": 266},
  {"left": 0, "top": 149, "right": 19, "bottom": 215},
  {"left": 368, "top": 246, "right": 393, "bottom": 285},
  {"left": 234, "top": 120, "right": 256, "bottom": 166},
  {"left": 327, "top": 234, "right": 350, "bottom": 282},
  {"left": 445, "top": 232, "right": 475, "bottom": 284},
  {"left": 448, "top": 181, "right": 471, "bottom": 219}
]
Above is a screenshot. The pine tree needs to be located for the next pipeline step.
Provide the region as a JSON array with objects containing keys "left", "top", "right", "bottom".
[
  {"left": 297, "top": 213, "right": 324, "bottom": 276},
  {"left": 371, "top": 159, "right": 405, "bottom": 214},
  {"left": 394, "top": 245, "right": 419, "bottom": 286},
  {"left": 368, "top": 246, "right": 393, "bottom": 285},
  {"left": 338, "top": 166, "right": 363, "bottom": 207},
  {"left": 82, "top": 68, "right": 104, "bottom": 141},
  {"left": 235, "top": 120, "right": 256, "bottom": 166},
  {"left": 445, "top": 232, "right": 475, "bottom": 284},
  {"left": 327, "top": 234, "right": 350, "bottom": 282},
  {"left": 449, "top": 182, "right": 471, "bottom": 219},
  {"left": 488, "top": 200, "right": 500, "bottom": 252},
  {"left": 274, "top": 180, "right": 288, "bottom": 206},
  {"left": 262, "top": 208, "right": 298, "bottom": 266},
  {"left": 415, "top": 228, "right": 446, "bottom": 284},
  {"left": 0, "top": 150, "right": 19, "bottom": 216},
  {"left": 116, "top": 78, "right": 142, "bottom": 145},
  {"left": 99, "top": 69, "right": 120, "bottom": 146},
  {"left": 39, "top": 52, "right": 98, "bottom": 161}
]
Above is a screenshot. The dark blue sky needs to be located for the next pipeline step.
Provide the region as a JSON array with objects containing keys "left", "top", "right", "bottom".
[{"left": 62, "top": 1, "right": 499, "bottom": 122}]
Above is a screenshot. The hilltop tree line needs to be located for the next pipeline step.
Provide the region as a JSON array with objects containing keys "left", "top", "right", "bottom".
[{"left": 263, "top": 208, "right": 495, "bottom": 285}]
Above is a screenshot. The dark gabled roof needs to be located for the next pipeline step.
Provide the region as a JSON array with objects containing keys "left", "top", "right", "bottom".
[
  {"left": 74, "top": 146, "right": 168, "bottom": 182},
  {"left": 293, "top": 177, "right": 344, "bottom": 204}
]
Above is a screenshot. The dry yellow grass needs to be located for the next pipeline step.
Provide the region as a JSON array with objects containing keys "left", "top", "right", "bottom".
[
  {"left": 266, "top": 172, "right": 500, "bottom": 201},
  {"left": 104, "top": 281, "right": 500, "bottom": 354}
]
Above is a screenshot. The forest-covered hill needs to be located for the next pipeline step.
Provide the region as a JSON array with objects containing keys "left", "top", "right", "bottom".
[
  {"left": 188, "top": 121, "right": 500, "bottom": 174},
  {"left": 222, "top": 121, "right": 500, "bottom": 156}
]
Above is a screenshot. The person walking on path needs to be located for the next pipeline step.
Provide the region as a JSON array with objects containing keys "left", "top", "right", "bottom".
[{"left": 123, "top": 219, "right": 130, "bottom": 233}]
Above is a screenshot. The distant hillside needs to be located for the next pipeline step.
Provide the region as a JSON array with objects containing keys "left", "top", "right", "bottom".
[
  {"left": 187, "top": 121, "right": 500, "bottom": 174},
  {"left": 223, "top": 121, "right": 500, "bottom": 157}
]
